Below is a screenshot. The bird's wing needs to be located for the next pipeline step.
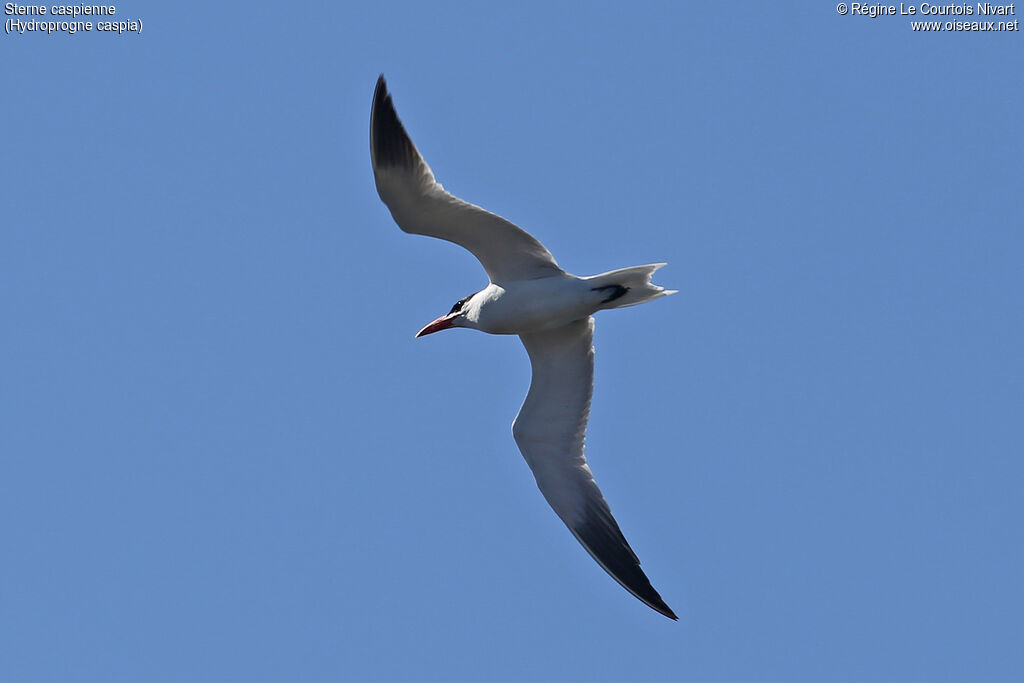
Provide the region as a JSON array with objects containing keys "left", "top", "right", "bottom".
[
  {"left": 370, "top": 76, "right": 564, "bottom": 284},
  {"left": 513, "top": 318, "right": 676, "bottom": 620}
]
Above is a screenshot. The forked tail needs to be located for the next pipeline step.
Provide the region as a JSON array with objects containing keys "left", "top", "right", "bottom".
[{"left": 585, "top": 263, "right": 677, "bottom": 310}]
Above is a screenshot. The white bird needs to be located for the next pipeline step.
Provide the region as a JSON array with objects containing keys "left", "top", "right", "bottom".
[{"left": 370, "top": 76, "right": 678, "bottom": 620}]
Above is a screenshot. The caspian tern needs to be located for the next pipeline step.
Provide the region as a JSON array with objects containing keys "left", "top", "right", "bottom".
[{"left": 370, "top": 76, "right": 678, "bottom": 620}]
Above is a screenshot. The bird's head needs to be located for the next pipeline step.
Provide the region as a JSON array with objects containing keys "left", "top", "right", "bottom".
[{"left": 415, "top": 293, "right": 478, "bottom": 337}]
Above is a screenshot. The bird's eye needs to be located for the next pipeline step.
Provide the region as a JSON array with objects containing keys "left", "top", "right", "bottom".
[{"left": 449, "top": 295, "right": 472, "bottom": 315}]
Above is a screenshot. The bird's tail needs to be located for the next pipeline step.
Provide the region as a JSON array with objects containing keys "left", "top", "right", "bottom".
[{"left": 585, "top": 263, "right": 677, "bottom": 310}]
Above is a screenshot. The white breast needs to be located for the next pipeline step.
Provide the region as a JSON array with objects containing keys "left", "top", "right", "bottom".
[{"left": 469, "top": 276, "right": 600, "bottom": 335}]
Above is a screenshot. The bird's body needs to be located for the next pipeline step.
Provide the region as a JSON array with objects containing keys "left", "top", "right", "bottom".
[
  {"left": 452, "top": 266, "right": 667, "bottom": 335},
  {"left": 370, "top": 75, "right": 678, "bottom": 620},
  {"left": 455, "top": 277, "right": 591, "bottom": 335}
]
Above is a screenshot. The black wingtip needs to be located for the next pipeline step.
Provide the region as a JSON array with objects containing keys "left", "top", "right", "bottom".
[
  {"left": 572, "top": 500, "right": 678, "bottom": 620},
  {"left": 370, "top": 75, "right": 417, "bottom": 171}
]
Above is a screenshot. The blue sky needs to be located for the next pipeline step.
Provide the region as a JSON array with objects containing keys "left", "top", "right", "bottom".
[{"left": 2, "top": 2, "right": 1022, "bottom": 681}]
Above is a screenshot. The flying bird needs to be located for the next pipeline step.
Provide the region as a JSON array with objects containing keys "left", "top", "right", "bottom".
[{"left": 370, "top": 75, "right": 678, "bottom": 620}]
